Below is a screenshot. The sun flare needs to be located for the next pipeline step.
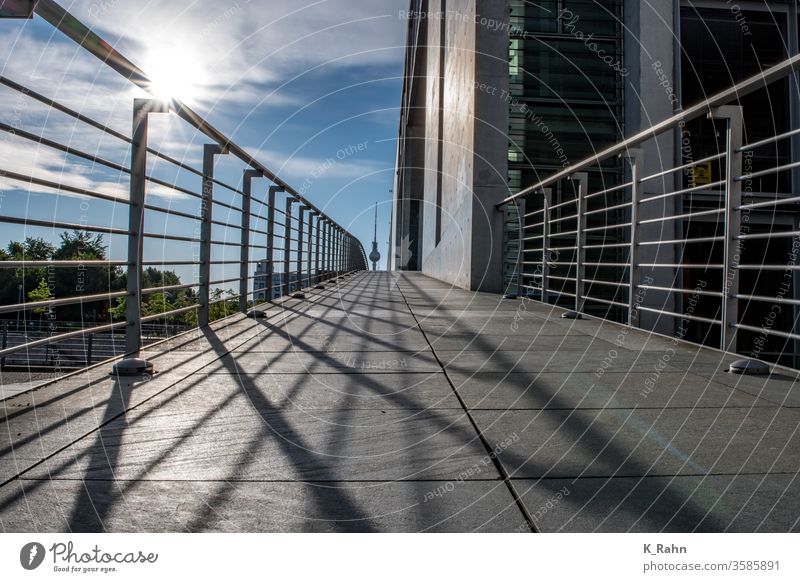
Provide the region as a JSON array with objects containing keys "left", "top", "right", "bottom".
[{"left": 143, "top": 46, "right": 207, "bottom": 103}]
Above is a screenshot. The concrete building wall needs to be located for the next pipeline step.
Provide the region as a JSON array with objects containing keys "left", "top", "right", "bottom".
[
  {"left": 422, "top": 0, "right": 476, "bottom": 289},
  {"left": 393, "top": 2, "right": 428, "bottom": 271},
  {"left": 421, "top": 0, "right": 443, "bottom": 272},
  {"left": 390, "top": 143, "right": 398, "bottom": 271},
  {"left": 415, "top": 0, "right": 509, "bottom": 291},
  {"left": 470, "top": 0, "right": 509, "bottom": 291}
]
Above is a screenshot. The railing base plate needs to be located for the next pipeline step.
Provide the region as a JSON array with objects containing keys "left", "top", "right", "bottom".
[
  {"left": 111, "top": 358, "right": 153, "bottom": 377},
  {"left": 728, "top": 359, "right": 770, "bottom": 375}
]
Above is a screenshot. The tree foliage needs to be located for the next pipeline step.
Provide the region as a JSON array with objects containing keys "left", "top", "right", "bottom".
[
  {"left": 0, "top": 237, "right": 55, "bottom": 311},
  {"left": 0, "top": 231, "right": 210, "bottom": 327}
]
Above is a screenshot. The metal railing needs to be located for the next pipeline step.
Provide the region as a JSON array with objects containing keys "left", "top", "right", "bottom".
[
  {"left": 0, "top": 1, "right": 366, "bottom": 374},
  {"left": 500, "top": 53, "right": 800, "bottom": 370}
]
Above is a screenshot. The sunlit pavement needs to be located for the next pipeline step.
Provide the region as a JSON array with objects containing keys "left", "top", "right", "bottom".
[{"left": 1, "top": 272, "right": 799, "bottom": 532}]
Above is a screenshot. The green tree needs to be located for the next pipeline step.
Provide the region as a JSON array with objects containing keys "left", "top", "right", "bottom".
[
  {"left": 109, "top": 296, "right": 126, "bottom": 321},
  {"left": 27, "top": 279, "right": 52, "bottom": 315},
  {"left": 0, "top": 233, "right": 222, "bottom": 330},
  {"left": 142, "top": 292, "right": 175, "bottom": 318},
  {"left": 0, "top": 231, "right": 125, "bottom": 323},
  {"left": 142, "top": 267, "right": 181, "bottom": 289},
  {"left": 0, "top": 237, "right": 55, "bottom": 312},
  {"left": 53, "top": 230, "right": 106, "bottom": 259},
  {"left": 109, "top": 270, "right": 197, "bottom": 327},
  {"left": 52, "top": 231, "right": 123, "bottom": 307},
  {"left": 209, "top": 288, "right": 238, "bottom": 322}
]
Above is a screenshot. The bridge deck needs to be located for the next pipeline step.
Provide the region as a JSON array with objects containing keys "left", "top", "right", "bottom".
[{"left": 1, "top": 272, "right": 799, "bottom": 532}]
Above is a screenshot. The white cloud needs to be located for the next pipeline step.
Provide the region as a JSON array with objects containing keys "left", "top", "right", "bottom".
[
  {"left": 0, "top": 136, "right": 125, "bottom": 196},
  {"left": 246, "top": 146, "right": 383, "bottom": 182},
  {"left": 69, "top": 0, "right": 407, "bottom": 108},
  {"left": 0, "top": 123, "right": 197, "bottom": 202},
  {"left": 0, "top": 1, "right": 404, "bottom": 216},
  {"left": 0, "top": 0, "right": 408, "bottom": 122}
]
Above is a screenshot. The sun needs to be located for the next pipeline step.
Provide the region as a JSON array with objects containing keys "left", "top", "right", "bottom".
[{"left": 143, "top": 46, "right": 207, "bottom": 104}]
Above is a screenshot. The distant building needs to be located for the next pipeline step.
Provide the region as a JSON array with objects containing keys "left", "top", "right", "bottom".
[{"left": 253, "top": 260, "right": 306, "bottom": 302}]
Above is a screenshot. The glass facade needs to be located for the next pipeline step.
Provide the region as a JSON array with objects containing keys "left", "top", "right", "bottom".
[
  {"left": 509, "top": 0, "right": 626, "bottom": 312},
  {"left": 678, "top": 6, "right": 797, "bottom": 363},
  {"left": 508, "top": 0, "right": 624, "bottom": 190},
  {"left": 681, "top": 7, "right": 790, "bottom": 193}
]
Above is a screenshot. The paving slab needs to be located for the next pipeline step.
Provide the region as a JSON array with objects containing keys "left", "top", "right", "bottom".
[
  {"left": 450, "top": 371, "right": 772, "bottom": 410},
  {"left": 154, "top": 371, "right": 460, "bottom": 411},
  {"left": 205, "top": 351, "right": 441, "bottom": 374},
  {"left": 512, "top": 474, "right": 800, "bottom": 532},
  {"left": 426, "top": 333, "right": 621, "bottom": 352},
  {"left": 473, "top": 408, "right": 800, "bottom": 478},
  {"left": 237, "top": 338, "right": 432, "bottom": 353},
  {"left": 690, "top": 370, "right": 800, "bottom": 408},
  {"left": 440, "top": 349, "right": 681, "bottom": 374},
  {"left": 24, "top": 408, "right": 495, "bottom": 482},
  {"left": 0, "top": 478, "right": 521, "bottom": 533}
]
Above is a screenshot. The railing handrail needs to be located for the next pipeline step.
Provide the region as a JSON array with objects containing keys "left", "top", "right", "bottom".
[
  {"left": 499, "top": 50, "right": 800, "bottom": 372},
  {"left": 498, "top": 51, "right": 800, "bottom": 206}
]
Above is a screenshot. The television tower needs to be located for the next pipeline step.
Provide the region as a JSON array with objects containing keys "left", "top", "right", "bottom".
[{"left": 368, "top": 202, "right": 381, "bottom": 271}]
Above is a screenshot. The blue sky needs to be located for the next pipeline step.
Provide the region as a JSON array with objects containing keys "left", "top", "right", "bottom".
[{"left": 0, "top": 0, "right": 408, "bottom": 282}]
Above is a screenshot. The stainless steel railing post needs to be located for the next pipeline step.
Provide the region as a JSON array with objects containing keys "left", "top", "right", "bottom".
[
  {"left": 573, "top": 172, "right": 588, "bottom": 314},
  {"left": 266, "top": 186, "right": 283, "bottom": 301},
  {"left": 283, "top": 198, "right": 296, "bottom": 296},
  {"left": 112, "top": 98, "right": 167, "bottom": 376},
  {"left": 625, "top": 149, "right": 644, "bottom": 327},
  {"left": 240, "top": 169, "right": 263, "bottom": 313},
  {"left": 542, "top": 188, "right": 551, "bottom": 304},
  {"left": 199, "top": 143, "right": 228, "bottom": 328},
  {"left": 713, "top": 105, "right": 744, "bottom": 353},
  {"left": 306, "top": 210, "right": 314, "bottom": 286},
  {"left": 297, "top": 205, "right": 306, "bottom": 291},
  {"left": 314, "top": 213, "right": 321, "bottom": 283}
]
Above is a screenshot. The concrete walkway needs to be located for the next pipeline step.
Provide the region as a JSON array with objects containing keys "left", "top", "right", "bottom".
[{"left": 1, "top": 271, "right": 799, "bottom": 532}]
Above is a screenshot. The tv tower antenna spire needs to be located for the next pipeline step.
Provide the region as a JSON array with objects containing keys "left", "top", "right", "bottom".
[{"left": 368, "top": 202, "right": 381, "bottom": 271}]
